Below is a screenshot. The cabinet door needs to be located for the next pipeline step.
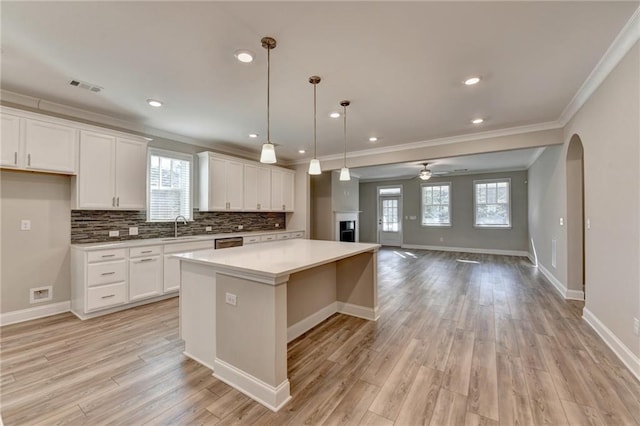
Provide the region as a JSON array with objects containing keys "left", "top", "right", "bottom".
[
  {"left": 243, "top": 164, "right": 259, "bottom": 211},
  {"left": 163, "top": 255, "right": 180, "bottom": 293},
  {"left": 24, "top": 119, "right": 77, "bottom": 173},
  {"left": 208, "top": 157, "right": 228, "bottom": 210},
  {"left": 283, "top": 171, "right": 295, "bottom": 211},
  {"left": 129, "top": 256, "right": 163, "bottom": 301},
  {"left": 0, "top": 113, "right": 21, "bottom": 168},
  {"left": 271, "top": 169, "right": 284, "bottom": 211},
  {"left": 226, "top": 160, "right": 244, "bottom": 210},
  {"left": 115, "top": 137, "right": 147, "bottom": 209},
  {"left": 79, "top": 131, "right": 116, "bottom": 209},
  {"left": 257, "top": 166, "right": 272, "bottom": 211}
]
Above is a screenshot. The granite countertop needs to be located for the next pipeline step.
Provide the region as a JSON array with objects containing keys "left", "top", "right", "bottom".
[
  {"left": 71, "top": 229, "right": 304, "bottom": 250},
  {"left": 173, "top": 239, "right": 380, "bottom": 279}
]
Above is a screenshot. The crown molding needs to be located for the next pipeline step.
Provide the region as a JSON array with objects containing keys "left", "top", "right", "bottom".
[
  {"left": 558, "top": 7, "right": 640, "bottom": 126},
  {"left": 287, "top": 120, "right": 562, "bottom": 166}
]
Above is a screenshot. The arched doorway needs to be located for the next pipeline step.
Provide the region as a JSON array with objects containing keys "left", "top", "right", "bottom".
[{"left": 566, "top": 134, "right": 585, "bottom": 299}]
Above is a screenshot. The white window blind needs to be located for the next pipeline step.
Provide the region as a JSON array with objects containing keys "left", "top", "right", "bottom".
[
  {"left": 421, "top": 183, "right": 451, "bottom": 226},
  {"left": 474, "top": 178, "right": 511, "bottom": 227},
  {"left": 148, "top": 149, "right": 192, "bottom": 221}
]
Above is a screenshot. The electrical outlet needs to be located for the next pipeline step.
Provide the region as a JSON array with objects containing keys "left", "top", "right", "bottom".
[
  {"left": 109, "top": 230, "right": 119, "bottom": 237},
  {"left": 634, "top": 318, "right": 639, "bottom": 336},
  {"left": 206, "top": 226, "right": 212, "bottom": 232},
  {"left": 225, "top": 292, "right": 237, "bottom": 306},
  {"left": 21, "top": 219, "right": 31, "bottom": 231},
  {"left": 439, "top": 237, "right": 444, "bottom": 242},
  {"left": 275, "top": 223, "right": 280, "bottom": 228},
  {"left": 559, "top": 217, "right": 564, "bottom": 226},
  {"left": 587, "top": 218, "right": 591, "bottom": 229},
  {"left": 238, "top": 225, "right": 244, "bottom": 230},
  {"left": 129, "top": 227, "right": 138, "bottom": 236}
]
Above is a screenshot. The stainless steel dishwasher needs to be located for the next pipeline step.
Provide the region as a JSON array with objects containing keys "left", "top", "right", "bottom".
[{"left": 214, "top": 236, "right": 244, "bottom": 249}]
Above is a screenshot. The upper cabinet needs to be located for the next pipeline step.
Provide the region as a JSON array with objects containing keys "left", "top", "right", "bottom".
[
  {"left": 74, "top": 131, "right": 147, "bottom": 210},
  {"left": 199, "top": 152, "right": 294, "bottom": 212},
  {"left": 0, "top": 109, "right": 78, "bottom": 174}
]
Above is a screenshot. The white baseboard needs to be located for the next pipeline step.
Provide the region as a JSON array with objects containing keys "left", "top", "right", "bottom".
[
  {"left": 0, "top": 301, "right": 70, "bottom": 326},
  {"left": 401, "top": 244, "right": 529, "bottom": 257},
  {"left": 183, "top": 351, "right": 216, "bottom": 372},
  {"left": 287, "top": 302, "right": 337, "bottom": 342},
  {"left": 527, "top": 253, "right": 537, "bottom": 266},
  {"left": 337, "top": 301, "right": 379, "bottom": 321},
  {"left": 213, "top": 358, "right": 291, "bottom": 412},
  {"left": 583, "top": 308, "right": 640, "bottom": 381},
  {"left": 538, "top": 264, "right": 585, "bottom": 301}
]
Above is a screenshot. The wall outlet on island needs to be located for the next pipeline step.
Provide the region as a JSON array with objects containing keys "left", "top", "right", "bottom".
[{"left": 206, "top": 226, "right": 212, "bottom": 232}]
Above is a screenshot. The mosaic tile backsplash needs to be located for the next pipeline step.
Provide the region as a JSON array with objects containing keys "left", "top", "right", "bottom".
[{"left": 71, "top": 210, "right": 287, "bottom": 243}]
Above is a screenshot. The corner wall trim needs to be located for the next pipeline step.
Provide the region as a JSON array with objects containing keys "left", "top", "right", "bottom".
[
  {"left": 583, "top": 308, "right": 640, "bottom": 381},
  {"left": 213, "top": 358, "right": 291, "bottom": 412},
  {"left": 0, "top": 301, "right": 71, "bottom": 326},
  {"left": 538, "top": 264, "right": 585, "bottom": 301},
  {"left": 402, "top": 244, "right": 529, "bottom": 257}
]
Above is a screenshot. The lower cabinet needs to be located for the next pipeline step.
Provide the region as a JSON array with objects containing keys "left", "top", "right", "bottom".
[
  {"left": 129, "top": 246, "right": 163, "bottom": 301},
  {"left": 163, "top": 241, "right": 214, "bottom": 293}
]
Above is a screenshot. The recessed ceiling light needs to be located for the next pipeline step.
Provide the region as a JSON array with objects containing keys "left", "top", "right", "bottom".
[
  {"left": 471, "top": 118, "right": 484, "bottom": 124},
  {"left": 249, "top": 133, "right": 258, "bottom": 138},
  {"left": 329, "top": 112, "right": 341, "bottom": 118},
  {"left": 298, "top": 149, "right": 306, "bottom": 154},
  {"left": 369, "top": 137, "right": 378, "bottom": 142},
  {"left": 464, "top": 76, "right": 481, "bottom": 86},
  {"left": 147, "top": 99, "right": 163, "bottom": 108},
  {"left": 234, "top": 49, "right": 254, "bottom": 63}
]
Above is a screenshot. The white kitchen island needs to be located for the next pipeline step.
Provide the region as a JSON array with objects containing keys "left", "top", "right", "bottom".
[{"left": 173, "top": 238, "right": 380, "bottom": 411}]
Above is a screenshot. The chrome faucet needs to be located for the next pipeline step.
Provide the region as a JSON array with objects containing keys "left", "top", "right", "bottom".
[{"left": 174, "top": 215, "right": 187, "bottom": 238}]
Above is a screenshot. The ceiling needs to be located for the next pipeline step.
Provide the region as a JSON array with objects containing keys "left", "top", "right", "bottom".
[
  {"left": 1, "top": 2, "right": 637, "bottom": 163},
  {"left": 350, "top": 147, "right": 544, "bottom": 181}
]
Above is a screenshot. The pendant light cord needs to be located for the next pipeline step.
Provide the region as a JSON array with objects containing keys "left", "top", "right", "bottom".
[
  {"left": 313, "top": 82, "right": 317, "bottom": 158},
  {"left": 267, "top": 46, "right": 270, "bottom": 144},
  {"left": 343, "top": 104, "right": 347, "bottom": 167}
]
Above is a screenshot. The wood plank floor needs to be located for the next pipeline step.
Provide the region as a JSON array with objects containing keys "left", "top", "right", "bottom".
[{"left": 2, "top": 248, "right": 639, "bottom": 425}]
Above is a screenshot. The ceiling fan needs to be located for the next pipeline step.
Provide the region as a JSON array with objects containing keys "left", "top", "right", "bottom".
[{"left": 416, "top": 162, "right": 451, "bottom": 180}]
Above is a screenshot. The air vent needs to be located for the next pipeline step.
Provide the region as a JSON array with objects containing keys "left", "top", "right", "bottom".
[{"left": 68, "top": 79, "right": 103, "bottom": 93}]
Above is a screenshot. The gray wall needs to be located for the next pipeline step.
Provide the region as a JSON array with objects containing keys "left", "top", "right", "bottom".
[
  {"left": 310, "top": 173, "right": 333, "bottom": 241},
  {"left": 332, "top": 172, "right": 359, "bottom": 212},
  {"left": 359, "top": 170, "right": 529, "bottom": 252},
  {"left": 1, "top": 170, "right": 72, "bottom": 312}
]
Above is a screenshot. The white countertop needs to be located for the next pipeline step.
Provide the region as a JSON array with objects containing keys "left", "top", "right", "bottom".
[
  {"left": 71, "top": 229, "right": 303, "bottom": 251},
  {"left": 173, "top": 239, "right": 380, "bottom": 279}
]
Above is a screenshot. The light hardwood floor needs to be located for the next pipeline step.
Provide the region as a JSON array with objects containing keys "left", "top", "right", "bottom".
[{"left": 1, "top": 248, "right": 639, "bottom": 425}]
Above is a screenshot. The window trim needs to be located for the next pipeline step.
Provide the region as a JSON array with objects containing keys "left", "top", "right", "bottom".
[
  {"left": 147, "top": 147, "right": 194, "bottom": 222},
  {"left": 473, "top": 177, "right": 512, "bottom": 229},
  {"left": 420, "top": 181, "right": 452, "bottom": 227}
]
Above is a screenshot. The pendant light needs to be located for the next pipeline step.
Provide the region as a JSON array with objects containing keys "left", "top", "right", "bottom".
[
  {"left": 308, "top": 76, "right": 322, "bottom": 175},
  {"left": 339, "top": 100, "right": 351, "bottom": 181},
  {"left": 260, "top": 37, "right": 277, "bottom": 164}
]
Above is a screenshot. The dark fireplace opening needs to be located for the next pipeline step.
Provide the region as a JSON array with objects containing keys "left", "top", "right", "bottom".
[{"left": 339, "top": 220, "right": 356, "bottom": 243}]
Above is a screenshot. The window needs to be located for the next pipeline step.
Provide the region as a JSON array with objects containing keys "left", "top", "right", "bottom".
[
  {"left": 474, "top": 178, "right": 511, "bottom": 228},
  {"left": 148, "top": 148, "right": 193, "bottom": 221},
  {"left": 421, "top": 183, "right": 451, "bottom": 226},
  {"left": 381, "top": 198, "right": 399, "bottom": 232}
]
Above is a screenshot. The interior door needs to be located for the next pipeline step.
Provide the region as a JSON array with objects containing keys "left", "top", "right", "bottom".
[{"left": 378, "top": 195, "right": 402, "bottom": 246}]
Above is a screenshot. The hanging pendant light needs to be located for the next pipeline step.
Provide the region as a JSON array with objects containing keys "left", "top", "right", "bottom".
[
  {"left": 308, "top": 76, "right": 322, "bottom": 175},
  {"left": 339, "top": 100, "right": 351, "bottom": 181},
  {"left": 260, "top": 37, "right": 277, "bottom": 164}
]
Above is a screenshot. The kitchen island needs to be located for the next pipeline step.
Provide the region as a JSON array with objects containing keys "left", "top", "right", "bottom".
[{"left": 174, "top": 238, "right": 380, "bottom": 411}]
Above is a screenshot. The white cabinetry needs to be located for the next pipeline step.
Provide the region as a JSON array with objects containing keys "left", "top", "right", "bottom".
[
  {"left": 163, "top": 240, "right": 214, "bottom": 293},
  {"left": 76, "top": 131, "right": 147, "bottom": 209},
  {"left": 271, "top": 169, "right": 295, "bottom": 212},
  {"left": 0, "top": 109, "right": 78, "bottom": 174},
  {"left": 199, "top": 153, "right": 244, "bottom": 211},
  {"left": 243, "top": 164, "right": 271, "bottom": 211},
  {"left": 129, "top": 246, "right": 163, "bottom": 301}
]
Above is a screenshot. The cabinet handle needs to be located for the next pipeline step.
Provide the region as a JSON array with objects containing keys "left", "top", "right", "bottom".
[
  {"left": 116, "top": 197, "right": 120, "bottom": 207},
  {"left": 27, "top": 154, "right": 31, "bottom": 166},
  {"left": 101, "top": 254, "right": 116, "bottom": 258},
  {"left": 14, "top": 152, "right": 18, "bottom": 165},
  {"left": 141, "top": 250, "right": 153, "bottom": 254},
  {"left": 282, "top": 204, "right": 285, "bottom": 211},
  {"left": 101, "top": 294, "right": 116, "bottom": 299},
  {"left": 139, "top": 258, "right": 155, "bottom": 262},
  {"left": 101, "top": 271, "right": 116, "bottom": 276},
  {"left": 112, "top": 197, "right": 116, "bottom": 207}
]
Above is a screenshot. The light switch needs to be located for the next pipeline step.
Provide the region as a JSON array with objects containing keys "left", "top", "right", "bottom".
[{"left": 20, "top": 220, "right": 31, "bottom": 231}]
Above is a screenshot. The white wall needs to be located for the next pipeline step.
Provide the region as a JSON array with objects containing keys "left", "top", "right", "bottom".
[{"left": 529, "top": 42, "right": 640, "bottom": 365}]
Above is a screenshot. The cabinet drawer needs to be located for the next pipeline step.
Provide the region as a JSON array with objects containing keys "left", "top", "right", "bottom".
[
  {"left": 243, "top": 235, "right": 261, "bottom": 244},
  {"left": 291, "top": 231, "right": 304, "bottom": 239},
  {"left": 276, "top": 233, "right": 291, "bottom": 240},
  {"left": 130, "top": 245, "right": 162, "bottom": 258},
  {"left": 87, "top": 260, "right": 126, "bottom": 286},
  {"left": 87, "top": 282, "right": 127, "bottom": 311},
  {"left": 87, "top": 248, "right": 126, "bottom": 263},
  {"left": 260, "top": 234, "right": 276, "bottom": 242}
]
